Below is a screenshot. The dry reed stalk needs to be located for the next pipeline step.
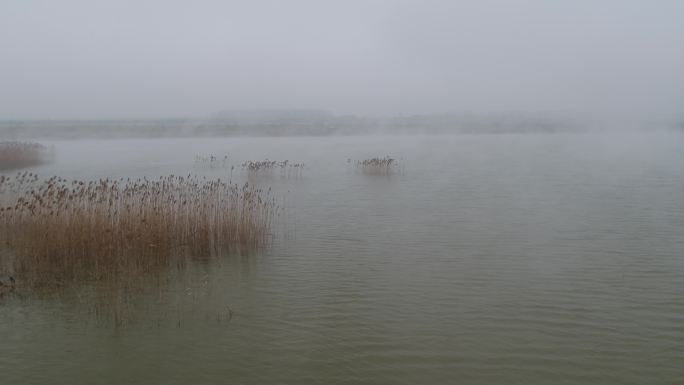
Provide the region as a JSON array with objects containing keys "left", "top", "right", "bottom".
[{"left": 0, "top": 174, "right": 278, "bottom": 290}]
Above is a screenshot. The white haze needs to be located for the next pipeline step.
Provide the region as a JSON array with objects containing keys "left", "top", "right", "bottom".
[{"left": 1, "top": 0, "right": 683, "bottom": 123}]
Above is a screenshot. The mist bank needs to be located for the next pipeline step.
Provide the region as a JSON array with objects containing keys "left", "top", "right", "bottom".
[{"left": 0, "top": 111, "right": 679, "bottom": 140}]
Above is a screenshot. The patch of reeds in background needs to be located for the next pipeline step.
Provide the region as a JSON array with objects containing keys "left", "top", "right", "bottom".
[
  {"left": 0, "top": 174, "right": 278, "bottom": 290},
  {"left": 241, "top": 159, "right": 304, "bottom": 178},
  {"left": 355, "top": 156, "right": 399, "bottom": 175},
  {"left": 0, "top": 141, "right": 52, "bottom": 171},
  {"left": 195, "top": 154, "right": 230, "bottom": 167}
]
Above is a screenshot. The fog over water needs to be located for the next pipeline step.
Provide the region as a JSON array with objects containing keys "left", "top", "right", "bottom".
[
  {"left": 1, "top": 0, "right": 683, "bottom": 124},
  {"left": 2, "top": 2, "right": 684, "bottom": 385}
]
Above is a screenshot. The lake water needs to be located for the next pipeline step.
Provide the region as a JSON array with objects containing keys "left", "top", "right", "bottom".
[{"left": 2, "top": 133, "right": 684, "bottom": 384}]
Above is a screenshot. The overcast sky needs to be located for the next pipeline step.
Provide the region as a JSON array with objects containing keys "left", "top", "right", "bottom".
[{"left": 1, "top": 0, "right": 683, "bottom": 120}]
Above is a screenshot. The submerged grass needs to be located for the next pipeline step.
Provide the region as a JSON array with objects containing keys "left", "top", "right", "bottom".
[
  {"left": 0, "top": 173, "right": 278, "bottom": 290},
  {"left": 0, "top": 141, "right": 52, "bottom": 170}
]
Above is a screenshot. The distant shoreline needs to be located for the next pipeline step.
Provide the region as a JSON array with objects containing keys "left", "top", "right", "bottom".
[{"left": 0, "top": 115, "right": 679, "bottom": 140}]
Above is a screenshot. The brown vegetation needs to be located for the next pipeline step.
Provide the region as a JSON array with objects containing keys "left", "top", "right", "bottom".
[
  {"left": 0, "top": 141, "right": 52, "bottom": 170},
  {"left": 0, "top": 173, "right": 278, "bottom": 290}
]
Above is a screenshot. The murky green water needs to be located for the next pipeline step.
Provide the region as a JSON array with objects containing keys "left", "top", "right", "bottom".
[{"left": 2, "top": 133, "right": 684, "bottom": 384}]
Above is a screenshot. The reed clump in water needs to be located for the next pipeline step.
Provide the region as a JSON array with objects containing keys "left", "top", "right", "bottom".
[
  {"left": 0, "top": 174, "right": 278, "bottom": 289},
  {"left": 195, "top": 154, "right": 229, "bottom": 167},
  {"left": 241, "top": 159, "right": 304, "bottom": 178},
  {"left": 355, "top": 156, "right": 398, "bottom": 175},
  {"left": 0, "top": 141, "right": 52, "bottom": 170}
]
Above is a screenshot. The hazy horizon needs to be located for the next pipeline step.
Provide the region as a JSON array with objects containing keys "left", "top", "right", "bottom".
[{"left": 2, "top": 1, "right": 683, "bottom": 123}]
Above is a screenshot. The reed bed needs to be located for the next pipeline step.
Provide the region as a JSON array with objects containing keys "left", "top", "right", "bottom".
[
  {"left": 355, "top": 156, "right": 398, "bottom": 175},
  {"left": 0, "top": 141, "right": 52, "bottom": 170},
  {"left": 195, "top": 154, "right": 230, "bottom": 167},
  {"left": 241, "top": 159, "right": 304, "bottom": 178},
  {"left": 0, "top": 174, "right": 278, "bottom": 290}
]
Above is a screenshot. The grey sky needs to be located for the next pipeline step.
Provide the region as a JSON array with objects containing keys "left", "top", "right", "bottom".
[{"left": 1, "top": 0, "right": 682, "bottom": 120}]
